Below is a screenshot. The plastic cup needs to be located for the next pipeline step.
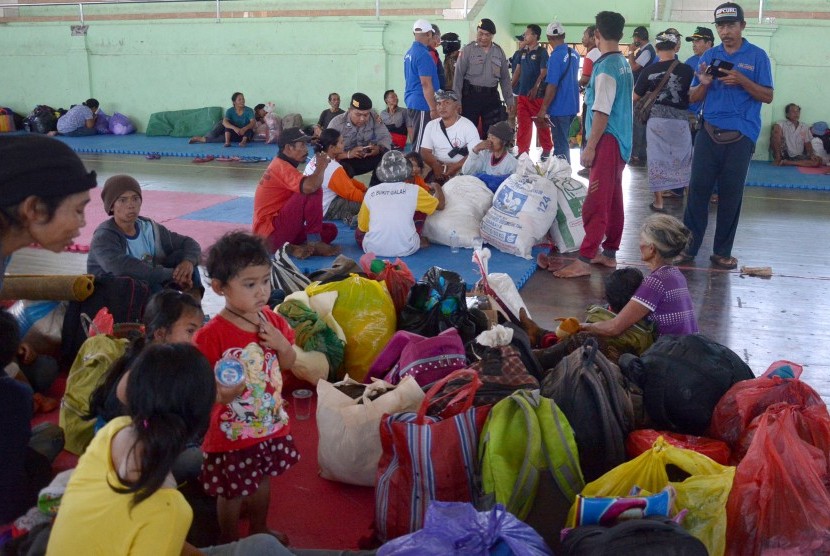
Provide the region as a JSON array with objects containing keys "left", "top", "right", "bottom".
[{"left": 292, "top": 389, "right": 313, "bottom": 420}]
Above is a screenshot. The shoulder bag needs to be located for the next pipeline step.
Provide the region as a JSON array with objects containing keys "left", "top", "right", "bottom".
[{"left": 634, "top": 60, "right": 679, "bottom": 125}]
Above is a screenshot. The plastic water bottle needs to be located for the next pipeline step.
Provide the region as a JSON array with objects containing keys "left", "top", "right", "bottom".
[
  {"left": 214, "top": 357, "right": 245, "bottom": 387},
  {"left": 449, "top": 230, "right": 460, "bottom": 253}
]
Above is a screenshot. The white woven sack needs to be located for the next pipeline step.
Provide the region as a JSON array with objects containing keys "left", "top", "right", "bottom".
[
  {"left": 549, "top": 177, "right": 588, "bottom": 253},
  {"left": 316, "top": 375, "right": 424, "bottom": 486},
  {"left": 422, "top": 175, "right": 493, "bottom": 248},
  {"left": 480, "top": 170, "right": 558, "bottom": 259}
]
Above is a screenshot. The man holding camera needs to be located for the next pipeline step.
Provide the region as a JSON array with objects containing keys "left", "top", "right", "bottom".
[
  {"left": 328, "top": 92, "right": 392, "bottom": 186},
  {"left": 679, "top": 2, "right": 773, "bottom": 270},
  {"left": 419, "top": 89, "right": 481, "bottom": 182}
]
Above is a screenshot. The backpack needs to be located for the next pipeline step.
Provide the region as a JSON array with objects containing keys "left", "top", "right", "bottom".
[
  {"left": 621, "top": 334, "right": 755, "bottom": 436},
  {"left": 364, "top": 327, "right": 467, "bottom": 387},
  {"left": 24, "top": 105, "right": 58, "bottom": 134},
  {"left": 59, "top": 334, "right": 128, "bottom": 455},
  {"left": 479, "top": 389, "right": 584, "bottom": 552},
  {"left": 561, "top": 516, "right": 708, "bottom": 555},
  {"left": 541, "top": 337, "right": 635, "bottom": 482}
]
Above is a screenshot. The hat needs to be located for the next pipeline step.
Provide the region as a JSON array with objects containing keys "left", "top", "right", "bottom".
[
  {"left": 514, "top": 34, "right": 525, "bottom": 41},
  {"left": 434, "top": 89, "right": 460, "bottom": 102},
  {"left": 412, "top": 18, "right": 433, "bottom": 33},
  {"left": 632, "top": 26, "right": 649, "bottom": 39},
  {"left": 812, "top": 121, "right": 829, "bottom": 136},
  {"left": 441, "top": 32, "right": 461, "bottom": 55},
  {"left": 477, "top": 18, "right": 496, "bottom": 34},
  {"left": 655, "top": 31, "right": 679, "bottom": 44},
  {"left": 664, "top": 27, "right": 682, "bottom": 38},
  {"left": 546, "top": 21, "right": 565, "bottom": 37},
  {"left": 686, "top": 26, "right": 715, "bottom": 42},
  {"left": 713, "top": 2, "right": 745, "bottom": 23},
  {"left": 0, "top": 135, "right": 97, "bottom": 208},
  {"left": 278, "top": 127, "right": 313, "bottom": 147},
  {"left": 487, "top": 121, "right": 514, "bottom": 145},
  {"left": 101, "top": 174, "right": 142, "bottom": 215},
  {"left": 349, "top": 92, "right": 373, "bottom": 111},
  {"left": 376, "top": 151, "right": 412, "bottom": 183}
]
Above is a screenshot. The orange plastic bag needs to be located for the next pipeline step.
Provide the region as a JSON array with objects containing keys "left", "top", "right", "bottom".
[
  {"left": 359, "top": 253, "right": 415, "bottom": 316},
  {"left": 626, "top": 429, "right": 730, "bottom": 466},
  {"left": 726, "top": 403, "right": 830, "bottom": 555}
]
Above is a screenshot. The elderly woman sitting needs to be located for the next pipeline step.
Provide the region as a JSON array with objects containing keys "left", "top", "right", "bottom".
[{"left": 86, "top": 175, "right": 202, "bottom": 295}]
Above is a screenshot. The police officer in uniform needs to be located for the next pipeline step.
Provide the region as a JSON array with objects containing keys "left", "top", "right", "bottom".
[
  {"left": 452, "top": 18, "right": 515, "bottom": 139},
  {"left": 327, "top": 92, "right": 392, "bottom": 185}
]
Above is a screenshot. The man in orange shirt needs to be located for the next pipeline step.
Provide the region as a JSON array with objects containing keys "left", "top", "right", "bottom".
[{"left": 252, "top": 127, "right": 341, "bottom": 258}]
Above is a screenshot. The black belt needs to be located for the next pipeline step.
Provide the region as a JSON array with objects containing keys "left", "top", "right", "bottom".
[{"left": 464, "top": 81, "right": 498, "bottom": 94}]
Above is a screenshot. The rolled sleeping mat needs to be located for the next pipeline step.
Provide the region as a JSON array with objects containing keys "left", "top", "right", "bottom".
[{"left": 0, "top": 274, "right": 95, "bottom": 301}]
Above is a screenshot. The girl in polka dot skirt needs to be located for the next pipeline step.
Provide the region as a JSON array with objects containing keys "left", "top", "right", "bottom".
[{"left": 194, "top": 232, "right": 300, "bottom": 544}]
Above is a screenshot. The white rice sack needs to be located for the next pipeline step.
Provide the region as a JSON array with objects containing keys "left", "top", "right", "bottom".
[
  {"left": 423, "top": 175, "right": 493, "bottom": 248},
  {"left": 549, "top": 177, "right": 588, "bottom": 253},
  {"left": 480, "top": 172, "right": 558, "bottom": 259}
]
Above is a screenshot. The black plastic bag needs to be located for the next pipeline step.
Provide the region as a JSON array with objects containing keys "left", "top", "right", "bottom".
[{"left": 24, "top": 105, "right": 58, "bottom": 134}]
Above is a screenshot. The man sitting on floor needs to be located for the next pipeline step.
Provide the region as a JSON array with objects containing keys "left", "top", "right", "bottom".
[
  {"left": 771, "top": 103, "right": 823, "bottom": 167},
  {"left": 327, "top": 92, "right": 392, "bottom": 185},
  {"left": 252, "top": 127, "right": 340, "bottom": 258}
]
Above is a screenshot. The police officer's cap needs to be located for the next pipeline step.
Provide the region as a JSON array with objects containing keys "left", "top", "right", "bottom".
[
  {"left": 349, "top": 93, "right": 373, "bottom": 110},
  {"left": 478, "top": 18, "right": 496, "bottom": 34}
]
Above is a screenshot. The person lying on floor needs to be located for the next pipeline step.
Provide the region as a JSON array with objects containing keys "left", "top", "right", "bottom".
[
  {"left": 461, "top": 120, "right": 519, "bottom": 177},
  {"left": 252, "top": 127, "right": 341, "bottom": 258},
  {"left": 87, "top": 175, "right": 203, "bottom": 296},
  {"left": 306, "top": 128, "right": 368, "bottom": 227},
  {"left": 355, "top": 150, "right": 445, "bottom": 257}
]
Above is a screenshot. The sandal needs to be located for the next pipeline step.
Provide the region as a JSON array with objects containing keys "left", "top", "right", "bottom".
[
  {"left": 216, "top": 156, "right": 242, "bottom": 162},
  {"left": 710, "top": 254, "right": 738, "bottom": 270},
  {"left": 192, "top": 155, "right": 215, "bottom": 164},
  {"left": 673, "top": 252, "right": 695, "bottom": 265},
  {"left": 144, "top": 152, "right": 161, "bottom": 160}
]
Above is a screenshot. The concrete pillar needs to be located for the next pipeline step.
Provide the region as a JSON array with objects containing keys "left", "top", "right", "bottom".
[{"left": 356, "top": 21, "right": 388, "bottom": 106}]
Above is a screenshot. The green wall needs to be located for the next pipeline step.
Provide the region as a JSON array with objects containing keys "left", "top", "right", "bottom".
[{"left": 2, "top": 0, "right": 828, "bottom": 161}]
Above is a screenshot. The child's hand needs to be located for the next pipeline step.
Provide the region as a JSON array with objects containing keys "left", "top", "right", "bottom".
[
  {"left": 17, "top": 342, "right": 37, "bottom": 365},
  {"left": 258, "top": 316, "right": 291, "bottom": 353},
  {"left": 216, "top": 381, "right": 246, "bottom": 404}
]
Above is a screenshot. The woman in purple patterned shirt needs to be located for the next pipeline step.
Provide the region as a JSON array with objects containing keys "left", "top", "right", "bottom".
[{"left": 582, "top": 214, "right": 698, "bottom": 337}]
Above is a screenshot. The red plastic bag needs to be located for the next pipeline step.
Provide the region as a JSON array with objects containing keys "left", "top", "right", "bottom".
[
  {"left": 626, "top": 429, "right": 731, "bottom": 465},
  {"left": 359, "top": 252, "right": 415, "bottom": 315},
  {"left": 726, "top": 403, "right": 830, "bottom": 555},
  {"left": 709, "top": 376, "right": 824, "bottom": 463},
  {"left": 85, "top": 307, "right": 114, "bottom": 337}
]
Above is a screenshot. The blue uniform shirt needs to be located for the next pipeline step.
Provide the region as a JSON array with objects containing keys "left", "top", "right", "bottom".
[
  {"left": 684, "top": 54, "right": 703, "bottom": 115},
  {"left": 517, "top": 45, "right": 549, "bottom": 96},
  {"left": 692, "top": 39, "right": 773, "bottom": 143},
  {"left": 585, "top": 52, "right": 634, "bottom": 162},
  {"left": 544, "top": 44, "right": 581, "bottom": 116},
  {"left": 404, "top": 41, "right": 440, "bottom": 112}
]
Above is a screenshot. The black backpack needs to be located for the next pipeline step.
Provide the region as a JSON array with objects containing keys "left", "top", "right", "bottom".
[
  {"left": 540, "top": 337, "right": 635, "bottom": 482},
  {"left": 620, "top": 334, "right": 754, "bottom": 436},
  {"left": 23, "top": 105, "right": 58, "bottom": 134},
  {"left": 561, "top": 516, "right": 708, "bottom": 555}
]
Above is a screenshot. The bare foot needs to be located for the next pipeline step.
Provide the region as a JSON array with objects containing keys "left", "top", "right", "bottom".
[
  {"left": 309, "top": 242, "right": 341, "bottom": 257},
  {"left": 223, "top": 142, "right": 231, "bottom": 148},
  {"left": 420, "top": 236, "right": 430, "bottom": 248},
  {"left": 47, "top": 130, "right": 58, "bottom": 137},
  {"left": 536, "top": 252, "right": 552, "bottom": 269},
  {"left": 552, "top": 259, "right": 592, "bottom": 278},
  {"left": 285, "top": 243, "right": 313, "bottom": 259},
  {"left": 590, "top": 254, "right": 617, "bottom": 268},
  {"left": 189, "top": 136, "right": 205, "bottom": 144},
  {"left": 240, "top": 138, "right": 249, "bottom": 147}
]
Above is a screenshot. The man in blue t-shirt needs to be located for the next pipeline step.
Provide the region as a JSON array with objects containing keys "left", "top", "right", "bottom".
[
  {"left": 553, "top": 11, "right": 633, "bottom": 279},
  {"left": 678, "top": 2, "right": 773, "bottom": 270},
  {"left": 512, "top": 24, "right": 552, "bottom": 158},
  {"left": 404, "top": 19, "right": 440, "bottom": 151},
  {"left": 628, "top": 26, "right": 656, "bottom": 164},
  {"left": 536, "top": 21, "right": 580, "bottom": 163},
  {"left": 684, "top": 26, "right": 715, "bottom": 133}
]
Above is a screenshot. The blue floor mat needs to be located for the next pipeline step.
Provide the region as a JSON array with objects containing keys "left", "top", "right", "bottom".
[
  {"left": 52, "top": 133, "right": 278, "bottom": 160},
  {"left": 296, "top": 222, "right": 542, "bottom": 290},
  {"left": 181, "top": 197, "right": 254, "bottom": 223},
  {"left": 745, "top": 161, "right": 830, "bottom": 191}
]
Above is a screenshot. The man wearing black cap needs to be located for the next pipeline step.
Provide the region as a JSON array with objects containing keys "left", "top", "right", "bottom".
[
  {"left": 453, "top": 18, "right": 515, "bottom": 139},
  {"left": 512, "top": 24, "right": 553, "bottom": 158},
  {"left": 684, "top": 26, "right": 715, "bottom": 138},
  {"left": 253, "top": 127, "right": 340, "bottom": 258},
  {"left": 679, "top": 2, "right": 773, "bottom": 270},
  {"left": 328, "top": 92, "right": 392, "bottom": 185}
]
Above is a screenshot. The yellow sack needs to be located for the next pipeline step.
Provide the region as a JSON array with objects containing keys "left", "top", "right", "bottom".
[
  {"left": 306, "top": 275, "right": 396, "bottom": 381},
  {"left": 568, "top": 436, "right": 735, "bottom": 556}
]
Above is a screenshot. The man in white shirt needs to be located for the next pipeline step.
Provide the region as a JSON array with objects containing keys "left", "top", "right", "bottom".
[
  {"left": 771, "top": 103, "right": 823, "bottom": 167},
  {"left": 420, "top": 89, "right": 481, "bottom": 182}
]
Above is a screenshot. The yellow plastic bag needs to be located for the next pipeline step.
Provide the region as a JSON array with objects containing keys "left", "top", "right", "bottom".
[
  {"left": 306, "top": 275, "right": 396, "bottom": 381},
  {"left": 568, "top": 436, "right": 735, "bottom": 556}
]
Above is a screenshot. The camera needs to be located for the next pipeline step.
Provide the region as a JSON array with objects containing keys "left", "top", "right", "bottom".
[
  {"left": 705, "top": 59, "right": 734, "bottom": 79},
  {"left": 447, "top": 145, "right": 469, "bottom": 158},
  {"left": 362, "top": 145, "right": 373, "bottom": 153}
]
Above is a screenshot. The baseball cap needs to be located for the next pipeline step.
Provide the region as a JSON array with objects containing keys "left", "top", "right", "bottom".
[
  {"left": 632, "top": 26, "right": 648, "bottom": 39},
  {"left": 278, "top": 127, "right": 312, "bottom": 147},
  {"left": 713, "top": 2, "right": 745, "bottom": 23},
  {"left": 514, "top": 34, "right": 525, "bottom": 41},
  {"left": 477, "top": 18, "right": 496, "bottom": 34},
  {"left": 546, "top": 21, "right": 565, "bottom": 36},
  {"left": 412, "top": 18, "right": 433, "bottom": 33},
  {"left": 686, "top": 26, "right": 715, "bottom": 42},
  {"left": 811, "top": 121, "right": 829, "bottom": 136}
]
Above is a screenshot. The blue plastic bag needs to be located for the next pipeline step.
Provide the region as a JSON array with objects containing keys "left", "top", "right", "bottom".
[
  {"left": 95, "top": 110, "right": 111, "bottom": 134},
  {"left": 8, "top": 300, "right": 61, "bottom": 338},
  {"left": 378, "top": 502, "right": 551, "bottom": 556},
  {"left": 474, "top": 172, "right": 509, "bottom": 193}
]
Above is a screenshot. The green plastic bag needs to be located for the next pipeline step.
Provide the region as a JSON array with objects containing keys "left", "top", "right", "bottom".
[
  {"left": 306, "top": 276, "right": 396, "bottom": 382},
  {"left": 568, "top": 436, "right": 735, "bottom": 556}
]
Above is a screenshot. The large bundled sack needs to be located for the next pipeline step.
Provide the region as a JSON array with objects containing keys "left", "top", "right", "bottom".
[
  {"left": 480, "top": 160, "right": 558, "bottom": 259},
  {"left": 108, "top": 113, "right": 136, "bottom": 135},
  {"left": 317, "top": 376, "right": 424, "bottom": 487},
  {"left": 277, "top": 290, "right": 346, "bottom": 382},
  {"left": 541, "top": 337, "right": 636, "bottom": 482},
  {"left": 59, "top": 335, "right": 128, "bottom": 455},
  {"left": 281, "top": 113, "right": 303, "bottom": 129},
  {"left": 480, "top": 389, "right": 583, "bottom": 552},
  {"left": 621, "top": 334, "right": 755, "bottom": 436},
  {"left": 549, "top": 176, "right": 588, "bottom": 254},
  {"left": 359, "top": 253, "right": 415, "bottom": 317},
  {"left": 145, "top": 106, "right": 223, "bottom": 137},
  {"left": 571, "top": 436, "right": 735, "bottom": 555},
  {"left": 306, "top": 275, "right": 396, "bottom": 382},
  {"left": 626, "top": 429, "right": 731, "bottom": 466},
  {"left": 725, "top": 402, "right": 830, "bottom": 555},
  {"left": 422, "top": 175, "right": 493, "bottom": 248},
  {"left": 94, "top": 110, "right": 111, "bottom": 134},
  {"left": 24, "top": 105, "right": 59, "bottom": 134}
]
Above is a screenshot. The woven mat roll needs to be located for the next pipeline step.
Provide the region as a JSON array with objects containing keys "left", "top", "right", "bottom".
[{"left": 0, "top": 274, "right": 95, "bottom": 301}]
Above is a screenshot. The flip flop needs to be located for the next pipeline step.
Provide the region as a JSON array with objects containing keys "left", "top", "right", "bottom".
[
  {"left": 674, "top": 252, "right": 695, "bottom": 265},
  {"left": 239, "top": 156, "right": 264, "bottom": 163},
  {"left": 144, "top": 152, "right": 161, "bottom": 160},
  {"left": 710, "top": 254, "right": 738, "bottom": 270},
  {"left": 192, "top": 155, "right": 215, "bottom": 164},
  {"left": 216, "top": 156, "right": 242, "bottom": 162}
]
